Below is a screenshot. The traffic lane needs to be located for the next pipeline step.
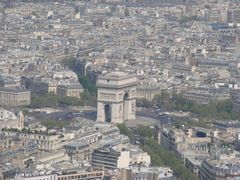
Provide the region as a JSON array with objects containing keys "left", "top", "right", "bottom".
[{"left": 136, "top": 110, "right": 175, "bottom": 125}]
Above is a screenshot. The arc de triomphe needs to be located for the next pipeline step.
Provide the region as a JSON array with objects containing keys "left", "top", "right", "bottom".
[{"left": 96, "top": 72, "right": 137, "bottom": 124}]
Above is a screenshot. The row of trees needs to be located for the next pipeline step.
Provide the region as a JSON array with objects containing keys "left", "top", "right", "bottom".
[
  {"left": 61, "top": 57, "right": 97, "bottom": 105},
  {"left": 41, "top": 119, "right": 68, "bottom": 129},
  {"left": 117, "top": 124, "right": 154, "bottom": 140},
  {"left": 117, "top": 123, "right": 134, "bottom": 140},
  {"left": 134, "top": 125, "right": 154, "bottom": 138},
  {"left": 142, "top": 139, "right": 199, "bottom": 180},
  {"left": 2, "top": 127, "right": 49, "bottom": 135},
  {"left": 29, "top": 93, "right": 84, "bottom": 108},
  {"left": 179, "top": 15, "right": 199, "bottom": 24},
  {"left": 173, "top": 95, "right": 239, "bottom": 120},
  {"left": 117, "top": 123, "right": 198, "bottom": 180},
  {"left": 137, "top": 91, "right": 239, "bottom": 120},
  {"left": 137, "top": 90, "right": 172, "bottom": 108},
  {"left": 78, "top": 75, "right": 97, "bottom": 96}
]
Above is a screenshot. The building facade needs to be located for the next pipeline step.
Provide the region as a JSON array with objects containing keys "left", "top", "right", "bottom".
[
  {"left": 0, "top": 109, "right": 24, "bottom": 130},
  {"left": 0, "top": 88, "right": 30, "bottom": 107},
  {"left": 57, "top": 169, "right": 104, "bottom": 180},
  {"left": 15, "top": 174, "right": 57, "bottom": 180},
  {"left": 230, "top": 89, "right": 240, "bottom": 113},
  {"left": 199, "top": 152, "right": 240, "bottom": 180},
  {"left": 57, "top": 85, "right": 83, "bottom": 98},
  {"left": 64, "top": 141, "right": 90, "bottom": 161},
  {"left": 161, "top": 128, "right": 211, "bottom": 165},
  {"left": 136, "top": 84, "right": 161, "bottom": 101},
  {"left": 91, "top": 147, "right": 130, "bottom": 169},
  {"left": 183, "top": 89, "right": 229, "bottom": 104}
]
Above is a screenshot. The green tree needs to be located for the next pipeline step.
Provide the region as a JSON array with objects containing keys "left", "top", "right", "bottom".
[
  {"left": 42, "top": 119, "right": 68, "bottom": 129},
  {"left": 134, "top": 125, "right": 154, "bottom": 138},
  {"left": 29, "top": 93, "right": 83, "bottom": 108},
  {"left": 61, "top": 57, "right": 76, "bottom": 70},
  {"left": 179, "top": 15, "right": 198, "bottom": 24},
  {"left": 153, "top": 91, "right": 171, "bottom": 107},
  {"left": 61, "top": 57, "right": 97, "bottom": 104},
  {"left": 117, "top": 123, "right": 133, "bottom": 140},
  {"left": 171, "top": 95, "right": 240, "bottom": 120},
  {"left": 144, "top": 139, "right": 198, "bottom": 180},
  {"left": 117, "top": 124, "right": 198, "bottom": 180},
  {"left": 136, "top": 98, "right": 153, "bottom": 108},
  {"left": 117, "top": 123, "right": 130, "bottom": 135}
]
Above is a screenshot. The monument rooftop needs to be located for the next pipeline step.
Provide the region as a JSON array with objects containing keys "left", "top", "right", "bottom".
[
  {"left": 99, "top": 71, "right": 136, "bottom": 80},
  {"left": 97, "top": 72, "right": 137, "bottom": 89}
]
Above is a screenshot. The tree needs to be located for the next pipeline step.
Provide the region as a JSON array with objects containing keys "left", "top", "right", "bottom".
[
  {"left": 153, "top": 91, "right": 171, "bottom": 107},
  {"left": 29, "top": 93, "right": 83, "bottom": 108},
  {"left": 179, "top": 15, "right": 198, "bottom": 24},
  {"left": 78, "top": 75, "right": 97, "bottom": 96},
  {"left": 171, "top": 95, "right": 240, "bottom": 120},
  {"left": 117, "top": 123, "right": 133, "bottom": 140},
  {"left": 134, "top": 125, "right": 154, "bottom": 138},
  {"left": 117, "top": 123, "right": 198, "bottom": 180},
  {"left": 136, "top": 98, "right": 153, "bottom": 108},
  {"left": 61, "top": 57, "right": 97, "bottom": 103},
  {"left": 117, "top": 123, "right": 129, "bottom": 135},
  {"left": 144, "top": 139, "right": 198, "bottom": 180},
  {"left": 153, "top": 94, "right": 162, "bottom": 106},
  {"left": 61, "top": 57, "right": 76, "bottom": 70},
  {"left": 42, "top": 119, "right": 68, "bottom": 129}
]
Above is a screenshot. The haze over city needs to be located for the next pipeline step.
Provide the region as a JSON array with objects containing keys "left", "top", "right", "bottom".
[{"left": 1, "top": 0, "right": 240, "bottom": 179}]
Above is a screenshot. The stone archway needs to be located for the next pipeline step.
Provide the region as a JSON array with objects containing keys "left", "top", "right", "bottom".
[
  {"left": 104, "top": 104, "right": 111, "bottom": 123},
  {"left": 123, "top": 93, "right": 129, "bottom": 120}
]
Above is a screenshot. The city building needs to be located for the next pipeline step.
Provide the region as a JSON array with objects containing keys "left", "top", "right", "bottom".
[
  {"left": 199, "top": 150, "right": 240, "bottom": 180},
  {"left": 91, "top": 147, "right": 130, "bottom": 169},
  {"left": 15, "top": 168, "right": 104, "bottom": 180},
  {"left": 161, "top": 127, "right": 211, "bottom": 166},
  {"left": 230, "top": 88, "right": 240, "bottom": 113},
  {"left": 171, "top": 64, "right": 195, "bottom": 77},
  {"left": 15, "top": 174, "right": 57, "bottom": 180},
  {"left": 29, "top": 76, "right": 83, "bottom": 99},
  {"left": 131, "top": 167, "right": 175, "bottom": 180},
  {"left": 15, "top": 132, "right": 66, "bottom": 151},
  {"left": 57, "top": 84, "right": 83, "bottom": 98},
  {"left": 56, "top": 168, "right": 104, "bottom": 180},
  {"left": 64, "top": 141, "right": 90, "bottom": 161},
  {"left": 0, "top": 88, "right": 30, "bottom": 107},
  {"left": 29, "top": 78, "right": 58, "bottom": 95},
  {"left": 136, "top": 82, "right": 161, "bottom": 101},
  {"left": 35, "top": 150, "right": 69, "bottom": 166},
  {"left": 0, "top": 75, "right": 21, "bottom": 89},
  {"left": 0, "top": 109, "right": 24, "bottom": 130},
  {"left": 183, "top": 89, "right": 229, "bottom": 104}
]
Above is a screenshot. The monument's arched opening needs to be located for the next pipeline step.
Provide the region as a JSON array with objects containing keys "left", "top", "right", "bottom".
[
  {"left": 123, "top": 93, "right": 129, "bottom": 120},
  {"left": 104, "top": 104, "right": 111, "bottom": 123}
]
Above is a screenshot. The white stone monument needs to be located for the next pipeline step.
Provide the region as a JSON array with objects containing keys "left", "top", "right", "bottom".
[{"left": 96, "top": 71, "right": 137, "bottom": 124}]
